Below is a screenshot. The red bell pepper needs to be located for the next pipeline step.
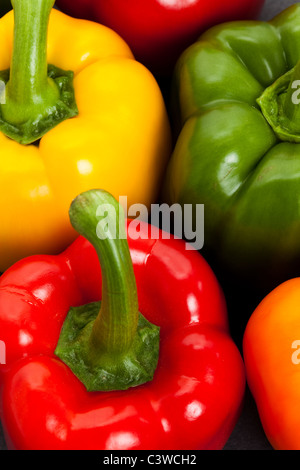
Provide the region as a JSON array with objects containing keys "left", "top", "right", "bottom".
[
  {"left": 56, "top": 0, "right": 266, "bottom": 74},
  {"left": 0, "top": 190, "right": 245, "bottom": 450}
]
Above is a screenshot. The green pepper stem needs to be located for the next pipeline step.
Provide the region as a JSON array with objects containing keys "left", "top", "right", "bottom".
[
  {"left": 69, "top": 190, "right": 139, "bottom": 356},
  {"left": 2, "top": 0, "right": 59, "bottom": 125},
  {"left": 283, "top": 61, "right": 300, "bottom": 132}
]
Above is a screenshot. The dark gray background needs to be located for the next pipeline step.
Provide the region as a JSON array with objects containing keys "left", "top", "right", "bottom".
[
  {"left": 261, "top": 0, "right": 296, "bottom": 20},
  {"left": 0, "top": 0, "right": 297, "bottom": 451}
]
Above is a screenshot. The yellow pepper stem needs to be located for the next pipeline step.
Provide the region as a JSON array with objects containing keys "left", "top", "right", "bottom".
[
  {"left": 0, "top": 0, "right": 78, "bottom": 145},
  {"left": 3, "top": 0, "right": 58, "bottom": 125}
]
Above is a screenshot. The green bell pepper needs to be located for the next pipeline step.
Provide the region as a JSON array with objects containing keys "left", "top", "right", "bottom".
[{"left": 163, "top": 4, "right": 300, "bottom": 292}]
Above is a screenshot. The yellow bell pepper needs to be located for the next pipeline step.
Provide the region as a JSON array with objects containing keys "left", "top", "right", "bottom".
[{"left": 0, "top": 1, "right": 171, "bottom": 271}]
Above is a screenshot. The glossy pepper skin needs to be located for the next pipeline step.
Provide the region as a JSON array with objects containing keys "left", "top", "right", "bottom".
[
  {"left": 0, "top": 201, "right": 245, "bottom": 450},
  {"left": 55, "top": 0, "right": 265, "bottom": 75},
  {"left": 163, "top": 4, "right": 300, "bottom": 293},
  {"left": 0, "top": 7, "right": 171, "bottom": 271},
  {"left": 243, "top": 278, "right": 300, "bottom": 450}
]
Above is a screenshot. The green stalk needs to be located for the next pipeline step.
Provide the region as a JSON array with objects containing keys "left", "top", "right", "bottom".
[
  {"left": 69, "top": 190, "right": 139, "bottom": 356},
  {"left": 3, "top": 0, "right": 59, "bottom": 125},
  {"left": 0, "top": 0, "right": 78, "bottom": 145},
  {"left": 55, "top": 190, "right": 160, "bottom": 392}
]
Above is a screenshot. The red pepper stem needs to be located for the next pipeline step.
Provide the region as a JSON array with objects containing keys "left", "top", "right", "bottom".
[
  {"left": 69, "top": 190, "right": 139, "bottom": 356},
  {"left": 56, "top": 190, "right": 160, "bottom": 391}
]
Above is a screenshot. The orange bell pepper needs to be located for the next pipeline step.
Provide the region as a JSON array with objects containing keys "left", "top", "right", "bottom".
[{"left": 243, "top": 278, "right": 300, "bottom": 450}]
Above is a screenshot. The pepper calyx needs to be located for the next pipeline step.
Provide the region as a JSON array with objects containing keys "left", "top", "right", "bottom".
[
  {"left": 0, "top": 65, "right": 78, "bottom": 145},
  {"left": 258, "top": 63, "right": 300, "bottom": 143},
  {"left": 55, "top": 302, "right": 160, "bottom": 392}
]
